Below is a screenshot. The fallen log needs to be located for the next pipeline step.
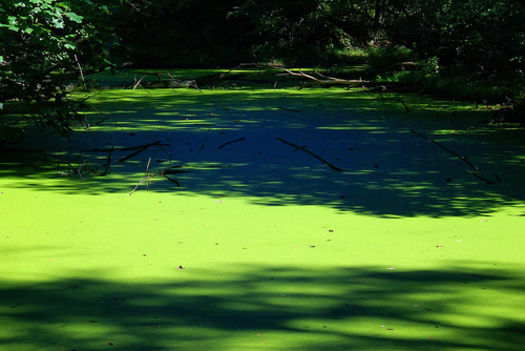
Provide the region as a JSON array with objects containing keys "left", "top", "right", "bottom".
[{"left": 273, "top": 66, "right": 367, "bottom": 86}]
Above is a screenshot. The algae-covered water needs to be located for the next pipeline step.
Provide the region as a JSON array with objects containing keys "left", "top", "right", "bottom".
[{"left": 1, "top": 84, "right": 524, "bottom": 350}]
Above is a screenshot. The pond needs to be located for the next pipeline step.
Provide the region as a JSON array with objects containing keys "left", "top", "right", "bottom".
[{"left": 1, "top": 80, "right": 524, "bottom": 350}]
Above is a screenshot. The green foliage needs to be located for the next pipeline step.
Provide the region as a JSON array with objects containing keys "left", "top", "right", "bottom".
[
  {"left": 228, "top": 0, "right": 386, "bottom": 65},
  {"left": 385, "top": 0, "right": 524, "bottom": 79},
  {"left": 366, "top": 45, "right": 417, "bottom": 74},
  {"left": 2, "top": 0, "right": 520, "bottom": 128},
  {"left": 116, "top": 0, "right": 250, "bottom": 67},
  {"left": 0, "top": 0, "right": 119, "bottom": 135}
]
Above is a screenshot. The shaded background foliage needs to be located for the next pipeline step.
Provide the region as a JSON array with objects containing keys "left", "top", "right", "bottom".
[
  {"left": 384, "top": 0, "right": 525, "bottom": 79},
  {"left": 116, "top": 0, "right": 524, "bottom": 80},
  {"left": 115, "top": 0, "right": 251, "bottom": 67}
]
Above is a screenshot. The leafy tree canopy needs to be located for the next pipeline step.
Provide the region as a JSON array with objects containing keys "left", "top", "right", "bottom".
[{"left": 0, "top": 0, "right": 119, "bottom": 134}]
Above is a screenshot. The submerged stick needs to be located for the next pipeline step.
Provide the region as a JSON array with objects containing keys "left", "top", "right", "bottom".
[
  {"left": 217, "top": 137, "right": 246, "bottom": 149},
  {"left": 82, "top": 141, "right": 169, "bottom": 153},
  {"left": 102, "top": 146, "right": 113, "bottom": 176},
  {"left": 411, "top": 130, "right": 497, "bottom": 184},
  {"left": 162, "top": 175, "right": 180, "bottom": 187},
  {"left": 277, "top": 106, "right": 300, "bottom": 113},
  {"left": 410, "top": 130, "right": 480, "bottom": 171},
  {"left": 160, "top": 169, "right": 193, "bottom": 174},
  {"left": 92, "top": 116, "right": 109, "bottom": 126},
  {"left": 117, "top": 140, "right": 162, "bottom": 162},
  {"left": 276, "top": 137, "right": 344, "bottom": 172},
  {"left": 466, "top": 170, "right": 495, "bottom": 184},
  {"left": 380, "top": 92, "right": 410, "bottom": 112}
]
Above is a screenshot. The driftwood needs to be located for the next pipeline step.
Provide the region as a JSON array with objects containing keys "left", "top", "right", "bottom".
[
  {"left": 276, "top": 137, "right": 344, "bottom": 172},
  {"left": 132, "top": 75, "right": 147, "bottom": 90},
  {"left": 166, "top": 72, "right": 202, "bottom": 91},
  {"left": 130, "top": 69, "right": 248, "bottom": 91},
  {"left": 273, "top": 66, "right": 367, "bottom": 87},
  {"left": 125, "top": 63, "right": 368, "bottom": 91}
]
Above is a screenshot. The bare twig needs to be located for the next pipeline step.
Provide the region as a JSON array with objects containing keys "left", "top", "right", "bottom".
[
  {"left": 129, "top": 174, "right": 155, "bottom": 195},
  {"left": 132, "top": 75, "right": 146, "bottom": 90},
  {"left": 73, "top": 54, "right": 87, "bottom": 90},
  {"left": 467, "top": 170, "right": 495, "bottom": 184},
  {"left": 411, "top": 130, "right": 498, "bottom": 184},
  {"left": 167, "top": 72, "right": 203, "bottom": 92},
  {"left": 117, "top": 140, "right": 162, "bottom": 162},
  {"left": 92, "top": 116, "right": 109, "bottom": 126},
  {"left": 129, "top": 164, "right": 187, "bottom": 195},
  {"left": 277, "top": 106, "right": 300, "bottom": 112},
  {"left": 276, "top": 137, "right": 344, "bottom": 172},
  {"left": 380, "top": 91, "right": 410, "bottom": 112},
  {"left": 75, "top": 162, "right": 84, "bottom": 182},
  {"left": 162, "top": 175, "right": 180, "bottom": 186},
  {"left": 102, "top": 146, "right": 113, "bottom": 176},
  {"left": 410, "top": 130, "right": 479, "bottom": 171},
  {"left": 81, "top": 141, "right": 170, "bottom": 153},
  {"left": 145, "top": 157, "right": 151, "bottom": 174},
  {"left": 160, "top": 169, "right": 193, "bottom": 174},
  {"left": 145, "top": 157, "right": 152, "bottom": 191},
  {"left": 217, "top": 137, "right": 246, "bottom": 149}
]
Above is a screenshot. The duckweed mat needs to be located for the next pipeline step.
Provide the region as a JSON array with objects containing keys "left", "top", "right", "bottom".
[{"left": 1, "top": 86, "right": 524, "bottom": 350}]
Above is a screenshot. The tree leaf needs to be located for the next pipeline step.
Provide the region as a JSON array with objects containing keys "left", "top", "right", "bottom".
[{"left": 65, "top": 12, "right": 83, "bottom": 23}]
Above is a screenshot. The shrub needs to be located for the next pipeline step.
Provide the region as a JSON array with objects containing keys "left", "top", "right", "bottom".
[{"left": 0, "top": 0, "right": 118, "bottom": 136}]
